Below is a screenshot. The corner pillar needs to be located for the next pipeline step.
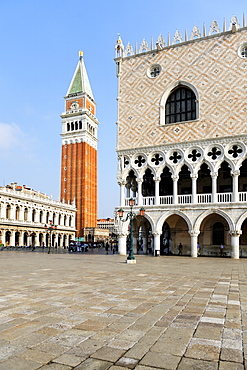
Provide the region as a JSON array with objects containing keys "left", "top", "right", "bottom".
[
  {"left": 189, "top": 231, "right": 199, "bottom": 257},
  {"left": 118, "top": 232, "right": 128, "bottom": 255},
  {"left": 229, "top": 230, "right": 241, "bottom": 259},
  {"left": 153, "top": 232, "right": 161, "bottom": 256}
]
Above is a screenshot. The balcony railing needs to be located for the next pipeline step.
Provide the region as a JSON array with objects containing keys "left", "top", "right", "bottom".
[
  {"left": 124, "top": 191, "right": 246, "bottom": 206},
  {"left": 197, "top": 194, "right": 212, "bottom": 203},
  {"left": 217, "top": 192, "right": 232, "bottom": 203},
  {"left": 160, "top": 196, "right": 173, "bottom": 205}
]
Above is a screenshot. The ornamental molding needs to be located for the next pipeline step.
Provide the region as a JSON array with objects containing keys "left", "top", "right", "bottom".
[{"left": 116, "top": 134, "right": 247, "bottom": 157}]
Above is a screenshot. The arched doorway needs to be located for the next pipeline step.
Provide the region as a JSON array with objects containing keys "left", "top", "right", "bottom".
[
  {"left": 161, "top": 214, "right": 190, "bottom": 255},
  {"left": 217, "top": 161, "right": 232, "bottom": 193},
  {"left": 160, "top": 167, "right": 173, "bottom": 196},
  {"left": 199, "top": 214, "right": 230, "bottom": 256},
  {"left": 197, "top": 163, "right": 212, "bottom": 196},
  {"left": 5, "top": 231, "right": 11, "bottom": 246},
  {"left": 178, "top": 165, "right": 192, "bottom": 198},
  {"left": 125, "top": 170, "right": 137, "bottom": 199},
  {"left": 240, "top": 218, "right": 247, "bottom": 257},
  {"left": 15, "top": 231, "right": 20, "bottom": 246},
  {"left": 160, "top": 222, "right": 171, "bottom": 255}
]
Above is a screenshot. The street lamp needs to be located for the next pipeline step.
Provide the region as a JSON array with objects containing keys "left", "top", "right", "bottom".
[
  {"left": 44, "top": 220, "right": 57, "bottom": 254},
  {"left": 118, "top": 198, "right": 145, "bottom": 264}
]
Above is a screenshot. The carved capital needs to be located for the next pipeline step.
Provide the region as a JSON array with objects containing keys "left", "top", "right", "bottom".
[
  {"left": 210, "top": 172, "right": 218, "bottom": 179},
  {"left": 152, "top": 232, "right": 161, "bottom": 237},
  {"left": 154, "top": 177, "right": 160, "bottom": 182},
  {"left": 118, "top": 180, "right": 127, "bottom": 186},
  {"left": 190, "top": 174, "right": 198, "bottom": 180},
  {"left": 189, "top": 230, "right": 200, "bottom": 237},
  {"left": 118, "top": 232, "right": 128, "bottom": 238},
  {"left": 229, "top": 230, "right": 242, "bottom": 236},
  {"left": 231, "top": 170, "right": 240, "bottom": 177}
]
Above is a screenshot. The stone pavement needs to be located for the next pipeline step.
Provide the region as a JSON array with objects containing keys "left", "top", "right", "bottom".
[{"left": 0, "top": 251, "right": 246, "bottom": 369}]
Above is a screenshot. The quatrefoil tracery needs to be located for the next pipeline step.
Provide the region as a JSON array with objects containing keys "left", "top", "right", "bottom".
[
  {"left": 124, "top": 157, "right": 130, "bottom": 168},
  {"left": 151, "top": 153, "right": 163, "bottom": 166},
  {"left": 169, "top": 151, "right": 182, "bottom": 164},
  {"left": 188, "top": 149, "right": 201, "bottom": 162},
  {"left": 208, "top": 147, "right": 222, "bottom": 160},
  {"left": 134, "top": 155, "right": 146, "bottom": 167},
  {"left": 228, "top": 145, "right": 243, "bottom": 158}
]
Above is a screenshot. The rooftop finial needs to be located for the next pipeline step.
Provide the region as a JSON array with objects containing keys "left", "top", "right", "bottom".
[{"left": 79, "top": 51, "right": 83, "bottom": 59}]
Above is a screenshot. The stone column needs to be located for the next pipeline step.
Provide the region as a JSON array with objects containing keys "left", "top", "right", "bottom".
[
  {"left": 18, "top": 230, "right": 23, "bottom": 246},
  {"left": 1, "top": 231, "right": 6, "bottom": 245},
  {"left": 27, "top": 208, "right": 32, "bottom": 222},
  {"left": 137, "top": 179, "right": 143, "bottom": 206},
  {"left": 172, "top": 175, "right": 179, "bottom": 204},
  {"left": 118, "top": 233, "right": 127, "bottom": 255},
  {"left": 132, "top": 231, "right": 138, "bottom": 254},
  {"left": 10, "top": 231, "right": 15, "bottom": 247},
  {"left": 189, "top": 231, "right": 199, "bottom": 257},
  {"left": 19, "top": 206, "right": 25, "bottom": 221},
  {"left": 54, "top": 213, "right": 59, "bottom": 226},
  {"left": 119, "top": 181, "right": 126, "bottom": 207},
  {"left": 142, "top": 236, "right": 147, "bottom": 254},
  {"left": 10, "top": 205, "right": 15, "bottom": 220},
  {"left": 34, "top": 210, "right": 39, "bottom": 223},
  {"left": 230, "top": 230, "right": 241, "bottom": 259},
  {"left": 1, "top": 203, "right": 7, "bottom": 219},
  {"left": 231, "top": 170, "right": 240, "bottom": 203},
  {"left": 153, "top": 232, "right": 161, "bottom": 256},
  {"left": 191, "top": 174, "right": 198, "bottom": 203},
  {"left": 34, "top": 233, "right": 38, "bottom": 247},
  {"left": 211, "top": 172, "right": 218, "bottom": 203},
  {"left": 154, "top": 177, "right": 160, "bottom": 206}
]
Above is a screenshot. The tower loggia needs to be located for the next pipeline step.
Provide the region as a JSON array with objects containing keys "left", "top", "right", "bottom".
[{"left": 60, "top": 52, "right": 98, "bottom": 237}]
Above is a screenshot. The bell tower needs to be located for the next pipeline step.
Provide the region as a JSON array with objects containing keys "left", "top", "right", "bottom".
[{"left": 60, "top": 52, "right": 99, "bottom": 236}]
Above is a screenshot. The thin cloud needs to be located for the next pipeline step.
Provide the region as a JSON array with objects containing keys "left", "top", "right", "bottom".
[{"left": 0, "top": 122, "right": 26, "bottom": 150}]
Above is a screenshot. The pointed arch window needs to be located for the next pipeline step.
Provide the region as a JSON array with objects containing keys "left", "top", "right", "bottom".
[{"left": 165, "top": 86, "right": 197, "bottom": 124}]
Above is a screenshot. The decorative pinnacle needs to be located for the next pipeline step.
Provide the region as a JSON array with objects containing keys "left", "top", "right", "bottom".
[{"left": 79, "top": 51, "right": 83, "bottom": 59}]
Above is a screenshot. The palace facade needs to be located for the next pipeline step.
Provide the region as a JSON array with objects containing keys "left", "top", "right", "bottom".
[
  {"left": 115, "top": 15, "right": 247, "bottom": 258},
  {"left": 0, "top": 183, "right": 76, "bottom": 247}
]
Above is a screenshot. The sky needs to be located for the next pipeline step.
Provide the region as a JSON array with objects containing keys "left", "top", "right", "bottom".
[{"left": 0, "top": 0, "right": 246, "bottom": 218}]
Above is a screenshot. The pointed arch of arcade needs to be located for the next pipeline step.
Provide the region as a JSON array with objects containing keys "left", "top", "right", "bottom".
[
  {"left": 193, "top": 209, "right": 234, "bottom": 234},
  {"left": 235, "top": 211, "right": 247, "bottom": 231},
  {"left": 156, "top": 210, "right": 193, "bottom": 235}
]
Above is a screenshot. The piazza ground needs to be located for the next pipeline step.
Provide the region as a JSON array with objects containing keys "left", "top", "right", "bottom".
[{"left": 0, "top": 251, "right": 246, "bottom": 369}]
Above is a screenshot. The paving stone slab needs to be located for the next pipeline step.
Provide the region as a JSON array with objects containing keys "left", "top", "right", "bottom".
[
  {"left": 140, "top": 352, "right": 180, "bottom": 369},
  {"left": 74, "top": 357, "right": 112, "bottom": 369},
  {"left": 90, "top": 346, "right": 125, "bottom": 362},
  {"left": 53, "top": 353, "right": 83, "bottom": 367},
  {"left": 218, "top": 361, "right": 245, "bottom": 369},
  {"left": 0, "top": 356, "right": 41, "bottom": 370},
  {"left": 177, "top": 357, "right": 218, "bottom": 369}
]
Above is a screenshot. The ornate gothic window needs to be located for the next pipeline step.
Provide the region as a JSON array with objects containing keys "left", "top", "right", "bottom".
[
  {"left": 238, "top": 43, "right": 247, "bottom": 59},
  {"left": 148, "top": 64, "right": 161, "bottom": 78},
  {"left": 165, "top": 86, "right": 197, "bottom": 124}
]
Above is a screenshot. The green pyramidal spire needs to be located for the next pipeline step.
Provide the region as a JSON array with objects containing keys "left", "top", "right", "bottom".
[{"left": 66, "top": 52, "right": 94, "bottom": 100}]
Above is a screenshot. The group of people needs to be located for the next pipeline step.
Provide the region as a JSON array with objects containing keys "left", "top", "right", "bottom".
[{"left": 177, "top": 242, "right": 225, "bottom": 256}]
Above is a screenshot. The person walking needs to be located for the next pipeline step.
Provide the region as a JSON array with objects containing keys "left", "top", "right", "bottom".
[
  {"left": 220, "top": 244, "right": 224, "bottom": 257},
  {"left": 105, "top": 242, "right": 109, "bottom": 255},
  {"left": 178, "top": 242, "right": 183, "bottom": 255}
]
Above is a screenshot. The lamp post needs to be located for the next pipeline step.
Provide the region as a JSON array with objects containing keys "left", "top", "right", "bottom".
[
  {"left": 118, "top": 198, "right": 145, "bottom": 264},
  {"left": 44, "top": 220, "right": 57, "bottom": 254}
]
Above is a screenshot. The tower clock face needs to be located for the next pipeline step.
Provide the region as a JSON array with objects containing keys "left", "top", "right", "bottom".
[{"left": 70, "top": 101, "right": 79, "bottom": 109}]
